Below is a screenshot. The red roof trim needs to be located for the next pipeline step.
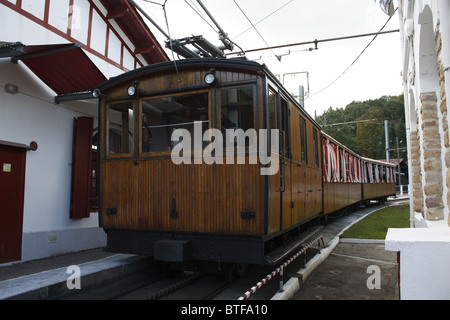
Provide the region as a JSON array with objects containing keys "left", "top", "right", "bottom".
[
  {"left": 13, "top": 43, "right": 107, "bottom": 95},
  {"left": 98, "top": 0, "right": 169, "bottom": 64}
]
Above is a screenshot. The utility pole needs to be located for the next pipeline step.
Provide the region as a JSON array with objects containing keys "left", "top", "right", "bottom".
[
  {"left": 397, "top": 137, "right": 401, "bottom": 193},
  {"left": 385, "top": 120, "right": 390, "bottom": 162}
]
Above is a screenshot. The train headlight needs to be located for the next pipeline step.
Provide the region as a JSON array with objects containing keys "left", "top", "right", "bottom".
[
  {"left": 127, "top": 85, "right": 136, "bottom": 96},
  {"left": 204, "top": 72, "right": 216, "bottom": 85},
  {"left": 127, "top": 81, "right": 138, "bottom": 96}
]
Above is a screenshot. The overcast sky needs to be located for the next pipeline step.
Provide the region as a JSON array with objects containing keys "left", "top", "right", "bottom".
[{"left": 136, "top": 0, "right": 403, "bottom": 117}]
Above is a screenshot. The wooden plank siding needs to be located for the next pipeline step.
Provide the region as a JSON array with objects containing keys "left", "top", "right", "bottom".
[
  {"left": 100, "top": 158, "right": 265, "bottom": 235},
  {"left": 363, "top": 183, "right": 396, "bottom": 200},
  {"left": 267, "top": 97, "right": 323, "bottom": 234},
  {"left": 290, "top": 102, "right": 323, "bottom": 223}
]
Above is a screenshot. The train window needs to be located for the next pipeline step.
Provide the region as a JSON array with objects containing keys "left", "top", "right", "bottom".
[
  {"left": 141, "top": 91, "right": 209, "bottom": 153},
  {"left": 268, "top": 89, "right": 277, "bottom": 152},
  {"left": 374, "top": 164, "right": 379, "bottom": 183},
  {"left": 299, "top": 116, "right": 307, "bottom": 163},
  {"left": 220, "top": 86, "right": 254, "bottom": 132},
  {"left": 106, "top": 101, "right": 134, "bottom": 155},
  {"left": 268, "top": 89, "right": 277, "bottom": 131},
  {"left": 313, "top": 129, "right": 319, "bottom": 167},
  {"left": 280, "top": 98, "right": 290, "bottom": 158}
]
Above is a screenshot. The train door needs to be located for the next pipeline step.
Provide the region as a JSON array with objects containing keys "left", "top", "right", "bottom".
[
  {"left": 0, "top": 145, "right": 26, "bottom": 263},
  {"left": 312, "top": 128, "right": 323, "bottom": 214},
  {"left": 267, "top": 88, "right": 281, "bottom": 234},
  {"left": 279, "top": 97, "right": 292, "bottom": 230}
]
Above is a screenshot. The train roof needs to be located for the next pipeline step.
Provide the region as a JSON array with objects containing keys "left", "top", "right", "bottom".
[{"left": 96, "top": 57, "right": 264, "bottom": 90}]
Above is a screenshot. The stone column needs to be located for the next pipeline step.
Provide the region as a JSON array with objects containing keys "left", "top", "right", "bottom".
[
  {"left": 435, "top": 26, "right": 450, "bottom": 226},
  {"left": 410, "top": 133, "right": 423, "bottom": 215},
  {"left": 420, "top": 92, "right": 444, "bottom": 220}
]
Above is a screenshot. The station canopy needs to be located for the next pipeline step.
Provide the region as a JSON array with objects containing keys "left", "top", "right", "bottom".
[{"left": 0, "top": 41, "right": 106, "bottom": 95}]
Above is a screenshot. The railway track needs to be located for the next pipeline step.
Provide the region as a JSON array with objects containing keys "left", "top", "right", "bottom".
[{"left": 61, "top": 236, "right": 321, "bottom": 300}]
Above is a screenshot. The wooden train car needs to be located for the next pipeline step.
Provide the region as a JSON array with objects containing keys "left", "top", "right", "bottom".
[
  {"left": 322, "top": 133, "right": 396, "bottom": 215},
  {"left": 95, "top": 58, "right": 395, "bottom": 267}
]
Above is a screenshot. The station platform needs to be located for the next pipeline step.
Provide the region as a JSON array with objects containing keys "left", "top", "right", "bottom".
[
  {"left": 286, "top": 240, "right": 399, "bottom": 300},
  {"left": 0, "top": 249, "right": 152, "bottom": 300}
]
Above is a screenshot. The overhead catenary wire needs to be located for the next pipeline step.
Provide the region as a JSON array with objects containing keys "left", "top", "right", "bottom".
[
  {"left": 161, "top": 0, "right": 183, "bottom": 82},
  {"left": 184, "top": 0, "right": 218, "bottom": 33},
  {"left": 309, "top": 7, "right": 399, "bottom": 96},
  {"left": 233, "top": 0, "right": 281, "bottom": 61},
  {"left": 226, "top": 29, "right": 399, "bottom": 56},
  {"left": 140, "top": 0, "right": 184, "bottom": 80},
  {"left": 232, "top": 0, "right": 295, "bottom": 40}
]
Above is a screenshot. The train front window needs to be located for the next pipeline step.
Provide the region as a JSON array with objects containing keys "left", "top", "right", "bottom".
[
  {"left": 107, "top": 101, "right": 134, "bottom": 155},
  {"left": 220, "top": 86, "right": 254, "bottom": 132},
  {"left": 220, "top": 86, "right": 255, "bottom": 150},
  {"left": 141, "top": 91, "right": 209, "bottom": 153}
]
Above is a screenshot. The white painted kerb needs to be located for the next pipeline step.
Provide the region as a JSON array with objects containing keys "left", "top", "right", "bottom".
[{"left": 271, "top": 237, "right": 340, "bottom": 300}]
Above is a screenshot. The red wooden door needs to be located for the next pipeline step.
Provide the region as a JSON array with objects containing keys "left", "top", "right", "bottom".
[{"left": 0, "top": 145, "right": 26, "bottom": 263}]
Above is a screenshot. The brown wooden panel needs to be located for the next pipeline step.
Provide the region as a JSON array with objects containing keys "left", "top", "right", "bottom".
[
  {"left": 282, "top": 162, "right": 292, "bottom": 230},
  {"left": 304, "top": 167, "right": 313, "bottom": 219},
  {"left": 291, "top": 164, "right": 303, "bottom": 225},
  {"left": 348, "top": 183, "right": 362, "bottom": 206},
  {"left": 323, "top": 182, "right": 335, "bottom": 214},
  {"left": 363, "top": 182, "right": 396, "bottom": 200},
  {"left": 267, "top": 157, "right": 281, "bottom": 234},
  {"left": 363, "top": 183, "right": 377, "bottom": 200},
  {"left": 100, "top": 158, "right": 265, "bottom": 235},
  {"left": 313, "top": 168, "right": 323, "bottom": 214}
]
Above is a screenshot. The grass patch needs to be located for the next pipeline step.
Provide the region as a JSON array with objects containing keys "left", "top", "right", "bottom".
[{"left": 340, "top": 204, "right": 410, "bottom": 240}]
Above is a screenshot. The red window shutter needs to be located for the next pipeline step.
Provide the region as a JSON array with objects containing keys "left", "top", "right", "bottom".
[{"left": 70, "top": 117, "right": 93, "bottom": 219}]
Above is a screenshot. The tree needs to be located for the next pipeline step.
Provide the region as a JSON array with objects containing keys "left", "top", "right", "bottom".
[{"left": 316, "top": 95, "right": 406, "bottom": 161}]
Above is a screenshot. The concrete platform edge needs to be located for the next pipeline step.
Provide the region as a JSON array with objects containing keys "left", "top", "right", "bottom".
[
  {"left": 0, "top": 254, "right": 150, "bottom": 300},
  {"left": 271, "top": 236, "right": 340, "bottom": 300}
]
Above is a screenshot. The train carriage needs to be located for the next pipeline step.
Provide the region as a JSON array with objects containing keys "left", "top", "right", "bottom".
[
  {"left": 95, "top": 57, "right": 396, "bottom": 269},
  {"left": 321, "top": 132, "right": 396, "bottom": 215}
]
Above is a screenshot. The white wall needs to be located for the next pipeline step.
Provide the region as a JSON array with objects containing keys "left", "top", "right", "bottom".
[
  {"left": 0, "top": 57, "right": 104, "bottom": 260},
  {"left": 0, "top": 0, "right": 156, "bottom": 260},
  {"left": 386, "top": 0, "right": 450, "bottom": 300}
]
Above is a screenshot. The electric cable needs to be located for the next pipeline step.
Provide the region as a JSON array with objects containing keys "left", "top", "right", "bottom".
[
  {"left": 309, "top": 7, "right": 398, "bottom": 96},
  {"left": 232, "top": 0, "right": 295, "bottom": 40},
  {"left": 163, "top": 1, "right": 183, "bottom": 82},
  {"left": 233, "top": 0, "right": 281, "bottom": 62},
  {"left": 184, "top": 0, "right": 218, "bottom": 33},
  {"left": 144, "top": 0, "right": 183, "bottom": 81}
]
